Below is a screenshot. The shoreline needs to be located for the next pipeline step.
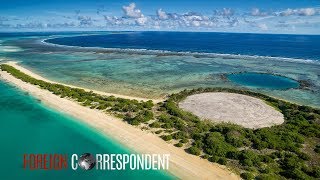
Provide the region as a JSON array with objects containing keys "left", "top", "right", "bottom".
[
  {"left": 5, "top": 61, "right": 164, "bottom": 103},
  {"left": 0, "top": 66, "right": 239, "bottom": 179}
]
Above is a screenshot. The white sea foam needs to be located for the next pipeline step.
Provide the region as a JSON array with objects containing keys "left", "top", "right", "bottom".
[
  {"left": 0, "top": 46, "right": 23, "bottom": 52},
  {"left": 41, "top": 37, "right": 320, "bottom": 65}
]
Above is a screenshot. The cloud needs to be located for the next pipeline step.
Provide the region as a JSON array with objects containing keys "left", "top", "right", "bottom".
[
  {"left": 121, "top": 3, "right": 147, "bottom": 26},
  {"left": 133, "top": 8, "right": 240, "bottom": 29},
  {"left": 0, "top": 16, "right": 10, "bottom": 21},
  {"left": 178, "top": 12, "right": 213, "bottom": 27},
  {"left": 62, "top": 15, "right": 72, "bottom": 19},
  {"left": 279, "top": 8, "right": 317, "bottom": 16},
  {"left": 279, "top": 9, "right": 293, "bottom": 16},
  {"left": 257, "top": 23, "right": 268, "bottom": 30},
  {"left": 104, "top": 15, "right": 123, "bottom": 25},
  {"left": 222, "top": 8, "right": 234, "bottom": 16},
  {"left": 122, "top": 3, "right": 143, "bottom": 18},
  {"left": 228, "top": 18, "right": 239, "bottom": 27},
  {"left": 157, "top": 9, "right": 168, "bottom": 20},
  {"left": 77, "top": 16, "right": 93, "bottom": 26},
  {"left": 298, "top": 8, "right": 317, "bottom": 16},
  {"left": 2, "top": 21, "right": 78, "bottom": 29},
  {"left": 244, "top": 18, "right": 269, "bottom": 31},
  {"left": 2, "top": 2, "right": 319, "bottom": 34},
  {"left": 96, "top": 5, "right": 106, "bottom": 15},
  {"left": 214, "top": 8, "right": 234, "bottom": 16},
  {"left": 15, "top": 22, "right": 47, "bottom": 29},
  {"left": 46, "top": 22, "right": 76, "bottom": 28},
  {"left": 251, "top": 8, "right": 268, "bottom": 16},
  {"left": 135, "top": 16, "right": 147, "bottom": 25}
]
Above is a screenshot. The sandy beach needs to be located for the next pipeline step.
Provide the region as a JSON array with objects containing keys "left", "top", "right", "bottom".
[
  {"left": 5, "top": 61, "right": 164, "bottom": 103},
  {"left": 0, "top": 64, "right": 239, "bottom": 179},
  {"left": 179, "top": 92, "right": 284, "bottom": 129}
]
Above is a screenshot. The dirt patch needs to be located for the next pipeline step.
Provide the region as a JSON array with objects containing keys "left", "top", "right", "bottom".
[{"left": 179, "top": 92, "right": 284, "bottom": 129}]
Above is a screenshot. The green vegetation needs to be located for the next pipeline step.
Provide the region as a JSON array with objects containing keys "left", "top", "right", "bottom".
[
  {"left": 2, "top": 64, "right": 320, "bottom": 179},
  {"left": 315, "top": 145, "right": 320, "bottom": 154},
  {"left": 174, "top": 142, "right": 183, "bottom": 147},
  {"left": 241, "top": 172, "right": 254, "bottom": 180},
  {"left": 161, "top": 134, "right": 173, "bottom": 141},
  {"left": 187, "top": 146, "right": 201, "bottom": 156},
  {"left": 217, "top": 157, "right": 227, "bottom": 165},
  {"left": 160, "top": 88, "right": 320, "bottom": 179}
]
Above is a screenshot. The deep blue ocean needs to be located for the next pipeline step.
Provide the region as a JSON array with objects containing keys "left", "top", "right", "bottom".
[
  {"left": 227, "top": 73, "right": 299, "bottom": 90},
  {"left": 46, "top": 31, "right": 320, "bottom": 61}
]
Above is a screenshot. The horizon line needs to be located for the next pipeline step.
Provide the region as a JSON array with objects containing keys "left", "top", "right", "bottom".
[{"left": 0, "top": 29, "right": 320, "bottom": 36}]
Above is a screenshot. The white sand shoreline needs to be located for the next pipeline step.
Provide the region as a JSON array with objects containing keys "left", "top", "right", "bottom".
[{"left": 0, "top": 65, "right": 239, "bottom": 179}]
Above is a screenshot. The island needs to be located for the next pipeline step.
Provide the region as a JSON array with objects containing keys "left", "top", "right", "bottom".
[{"left": 1, "top": 62, "right": 319, "bottom": 179}]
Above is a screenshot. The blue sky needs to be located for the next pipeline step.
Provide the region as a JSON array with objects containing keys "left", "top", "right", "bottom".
[{"left": 0, "top": 0, "right": 320, "bottom": 34}]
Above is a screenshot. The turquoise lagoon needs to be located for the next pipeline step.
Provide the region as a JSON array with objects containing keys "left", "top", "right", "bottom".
[
  {"left": 1, "top": 33, "right": 319, "bottom": 107},
  {"left": 0, "top": 81, "right": 173, "bottom": 180}
]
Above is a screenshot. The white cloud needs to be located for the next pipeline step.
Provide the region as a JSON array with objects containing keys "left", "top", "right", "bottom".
[
  {"left": 257, "top": 23, "right": 268, "bottom": 30},
  {"left": 280, "top": 9, "right": 295, "bottom": 16},
  {"left": 157, "top": 9, "right": 168, "bottom": 20},
  {"left": 122, "top": 3, "right": 143, "bottom": 18},
  {"left": 222, "top": 8, "right": 234, "bottom": 16},
  {"left": 77, "top": 16, "right": 93, "bottom": 26},
  {"left": 251, "top": 8, "right": 268, "bottom": 16},
  {"left": 214, "top": 8, "right": 234, "bottom": 16},
  {"left": 47, "top": 22, "right": 76, "bottom": 28},
  {"left": 177, "top": 13, "right": 215, "bottom": 28},
  {"left": 104, "top": 15, "right": 123, "bottom": 25},
  {"left": 2, "top": 2, "right": 320, "bottom": 34},
  {"left": 135, "top": 15, "right": 147, "bottom": 25},
  {"left": 297, "top": 8, "right": 316, "bottom": 16},
  {"left": 191, "top": 20, "right": 201, "bottom": 27},
  {"left": 121, "top": 3, "right": 147, "bottom": 26},
  {"left": 279, "top": 8, "right": 317, "bottom": 16}
]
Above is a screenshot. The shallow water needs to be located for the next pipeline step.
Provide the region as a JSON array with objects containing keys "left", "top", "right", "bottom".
[
  {"left": 1, "top": 32, "right": 320, "bottom": 107},
  {"left": 0, "top": 81, "right": 173, "bottom": 180}
]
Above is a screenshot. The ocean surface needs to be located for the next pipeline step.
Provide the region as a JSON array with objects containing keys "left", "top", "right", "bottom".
[
  {"left": 227, "top": 73, "right": 299, "bottom": 90},
  {"left": 46, "top": 32, "right": 320, "bottom": 61},
  {"left": 1, "top": 31, "right": 319, "bottom": 107},
  {"left": 0, "top": 81, "right": 172, "bottom": 179}
]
